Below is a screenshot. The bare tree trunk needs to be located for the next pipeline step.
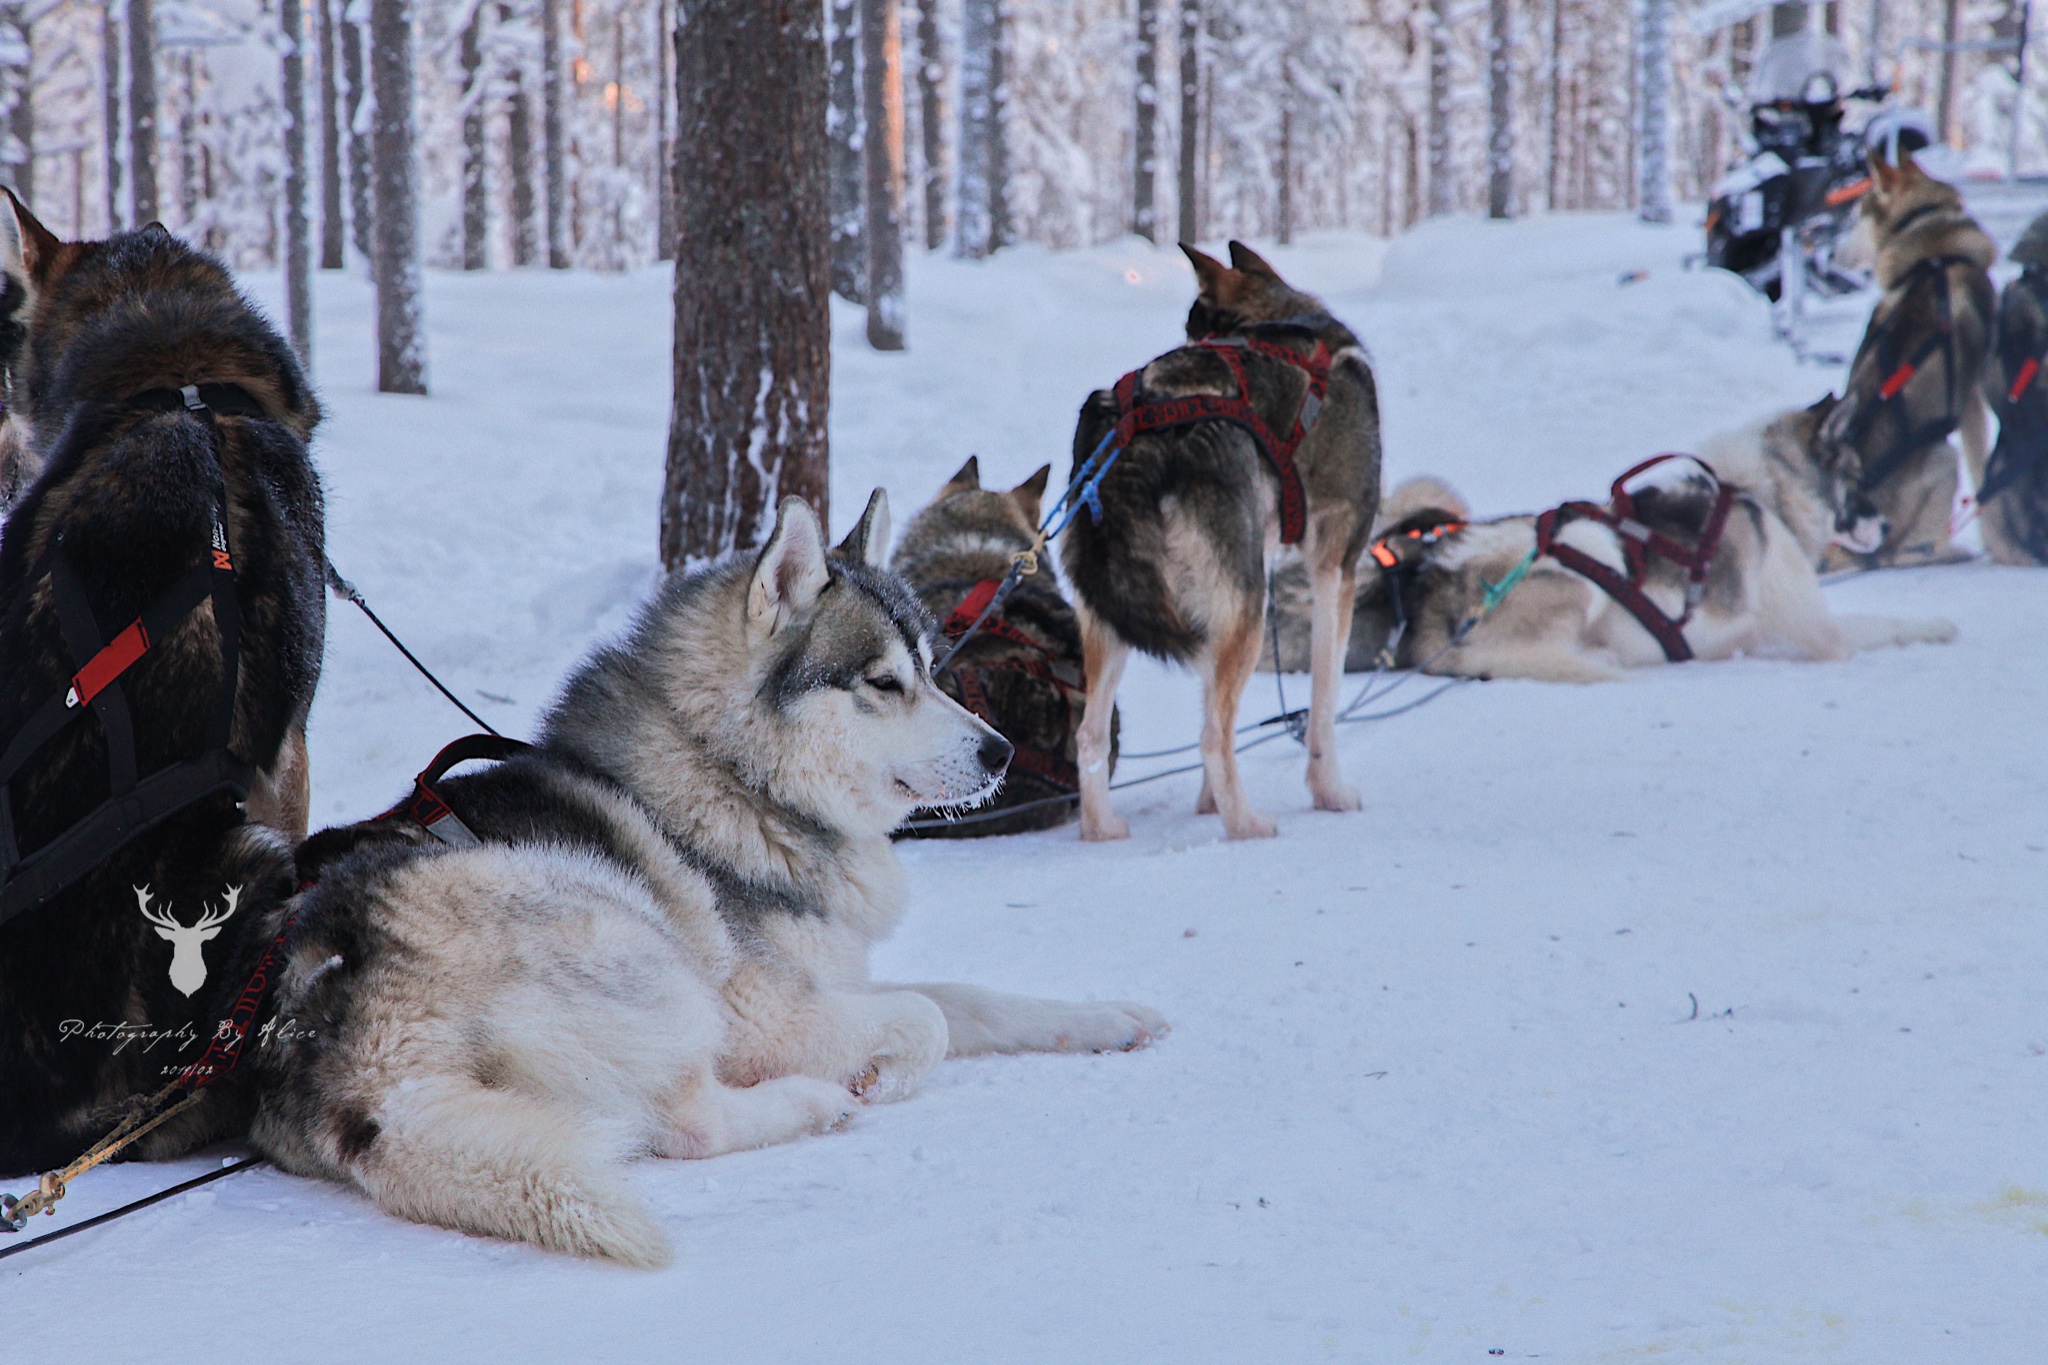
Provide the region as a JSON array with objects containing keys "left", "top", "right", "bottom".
[
  {"left": 343, "top": 5, "right": 372, "bottom": 263},
  {"left": 664, "top": 0, "right": 830, "bottom": 568},
  {"left": 656, "top": 0, "right": 673, "bottom": 261},
  {"left": 127, "top": 0, "right": 157, "bottom": 223},
  {"left": 503, "top": 3, "right": 535, "bottom": 265},
  {"left": 1132, "top": 0, "right": 1158, "bottom": 241},
  {"left": 1487, "top": 0, "right": 1512, "bottom": 218},
  {"left": 1938, "top": 0, "right": 1961, "bottom": 143},
  {"left": 1276, "top": 94, "right": 1292, "bottom": 244},
  {"left": 915, "top": 0, "right": 945, "bottom": 249},
  {"left": 1177, "top": 0, "right": 1199, "bottom": 244},
  {"left": 1546, "top": 0, "right": 1562, "bottom": 211},
  {"left": 102, "top": 4, "right": 123, "bottom": 231},
  {"left": 0, "top": 4, "right": 33, "bottom": 206},
  {"left": 957, "top": 0, "right": 1007, "bottom": 256},
  {"left": 828, "top": 0, "right": 863, "bottom": 301},
  {"left": 1427, "top": 0, "right": 1451, "bottom": 216},
  {"left": 988, "top": 4, "right": 1008, "bottom": 250},
  {"left": 461, "top": 5, "right": 487, "bottom": 270},
  {"left": 542, "top": 0, "right": 567, "bottom": 268},
  {"left": 317, "top": 0, "right": 344, "bottom": 267},
  {"left": 176, "top": 51, "right": 194, "bottom": 224},
  {"left": 370, "top": 0, "right": 425, "bottom": 393},
  {"left": 1638, "top": 0, "right": 1671, "bottom": 222},
  {"left": 861, "top": 0, "right": 904, "bottom": 349},
  {"left": 283, "top": 0, "right": 313, "bottom": 363}
]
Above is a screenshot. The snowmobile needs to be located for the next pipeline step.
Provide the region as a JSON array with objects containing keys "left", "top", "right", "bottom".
[{"left": 1704, "top": 56, "right": 1897, "bottom": 310}]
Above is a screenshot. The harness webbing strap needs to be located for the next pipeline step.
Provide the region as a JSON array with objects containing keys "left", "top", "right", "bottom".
[
  {"left": 1103, "top": 332, "right": 1331, "bottom": 544},
  {"left": 373, "top": 732, "right": 535, "bottom": 849},
  {"left": 937, "top": 578, "right": 1085, "bottom": 794},
  {"left": 0, "top": 384, "right": 259, "bottom": 928},
  {"left": 1534, "top": 455, "right": 1735, "bottom": 665},
  {"left": 1843, "top": 256, "right": 1974, "bottom": 493}
]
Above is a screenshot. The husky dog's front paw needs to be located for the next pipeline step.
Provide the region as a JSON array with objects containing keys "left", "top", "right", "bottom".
[
  {"left": 1053, "top": 1002, "right": 1171, "bottom": 1053},
  {"left": 1223, "top": 809, "right": 1278, "bottom": 840},
  {"left": 848, "top": 991, "right": 949, "bottom": 1103},
  {"left": 1310, "top": 779, "right": 1362, "bottom": 813},
  {"left": 1080, "top": 808, "right": 1130, "bottom": 842}
]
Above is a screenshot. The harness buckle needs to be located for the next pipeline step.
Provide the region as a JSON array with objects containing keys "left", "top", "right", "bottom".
[
  {"left": 64, "top": 686, "right": 79, "bottom": 709},
  {"left": 180, "top": 385, "right": 205, "bottom": 411}
]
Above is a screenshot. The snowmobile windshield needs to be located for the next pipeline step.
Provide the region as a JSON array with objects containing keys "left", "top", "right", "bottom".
[{"left": 1752, "top": 34, "right": 1855, "bottom": 102}]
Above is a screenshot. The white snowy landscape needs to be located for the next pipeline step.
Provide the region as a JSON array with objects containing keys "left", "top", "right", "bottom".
[{"left": 6, "top": 210, "right": 2046, "bottom": 1362}]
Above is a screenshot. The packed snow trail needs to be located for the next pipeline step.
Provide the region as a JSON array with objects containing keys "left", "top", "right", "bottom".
[{"left": 6, "top": 215, "right": 2043, "bottom": 1364}]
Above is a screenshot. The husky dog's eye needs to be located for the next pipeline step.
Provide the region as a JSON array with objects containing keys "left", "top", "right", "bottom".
[{"left": 866, "top": 674, "right": 904, "bottom": 695}]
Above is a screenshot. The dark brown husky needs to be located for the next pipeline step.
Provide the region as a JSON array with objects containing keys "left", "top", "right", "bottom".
[
  {"left": 0, "top": 197, "right": 325, "bottom": 1175},
  {"left": 1061, "top": 241, "right": 1381, "bottom": 840},
  {"left": 891, "top": 458, "right": 1109, "bottom": 836},
  {"left": 1821, "top": 148, "right": 1995, "bottom": 569}
]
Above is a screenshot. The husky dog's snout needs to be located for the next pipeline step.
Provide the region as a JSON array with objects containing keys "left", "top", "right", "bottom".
[
  {"left": 978, "top": 732, "right": 1013, "bottom": 776},
  {"left": 1833, "top": 489, "right": 1890, "bottom": 554}
]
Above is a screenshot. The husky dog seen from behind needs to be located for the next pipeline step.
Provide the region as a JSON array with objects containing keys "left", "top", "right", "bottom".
[
  {"left": 1263, "top": 400, "right": 1955, "bottom": 682},
  {"left": 0, "top": 198, "right": 325, "bottom": 1175},
  {"left": 255, "top": 496, "right": 1167, "bottom": 1266},
  {"left": 1062, "top": 241, "right": 1381, "bottom": 841},
  {"left": 1820, "top": 145, "right": 1995, "bottom": 569},
  {"left": 1980, "top": 211, "right": 2048, "bottom": 565},
  {"left": 892, "top": 457, "right": 1109, "bottom": 836}
]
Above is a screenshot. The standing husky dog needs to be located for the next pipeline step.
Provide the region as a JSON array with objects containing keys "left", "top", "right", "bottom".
[
  {"left": 1820, "top": 147, "right": 1995, "bottom": 569},
  {"left": 255, "top": 497, "right": 1166, "bottom": 1265},
  {"left": 1063, "top": 242, "right": 1381, "bottom": 840},
  {"left": 0, "top": 199, "right": 324, "bottom": 1174},
  {"left": 1980, "top": 211, "right": 2048, "bottom": 565},
  {"left": 1262, "top": 400, "right": 1955, "bottom": 682},
  {"left": 893, "top": 457, "right": 1108, "bottom": 836}
]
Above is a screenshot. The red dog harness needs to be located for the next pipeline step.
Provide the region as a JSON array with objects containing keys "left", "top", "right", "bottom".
[
  {"left": 1107, "top": 333, "right": 1331, "bottom": 544},
  {"left": 1534, "top": 455, "right": 1736, "bottom": 664},
  {"left": 940, "top": 580, "right": 1085, "bottom": 791}
]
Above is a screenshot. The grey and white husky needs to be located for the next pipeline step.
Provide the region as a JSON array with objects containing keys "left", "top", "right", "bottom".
[
  {"left": 253, "top": 495, "right": 1167, "bottom": 1266},
  {"left": 1263, "top": 399, "right": 1957, "bottom": 682}
]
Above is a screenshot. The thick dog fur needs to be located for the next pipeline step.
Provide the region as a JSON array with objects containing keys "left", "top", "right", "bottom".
[
  {"left": 0, "top": 200, "right": 325, "bottom": 1174},
  {"left": 253, "top": 497, "right": 1167, "bottom": 1265},
  {"left": 1061, "top": 241, "right": 1381, "bottom": 840},
  {"left": 1980, "top": 215, "right": 2048, "bottom": 565},
  {"left": 892, "top": 457, "right": 1111, "bottom": 836},
  {"left": 1820, "top": 149, "right": 1995, "bottom": 570},
  {"left": 1264, "top": 400, "right": 1956, "bottom": 682}
]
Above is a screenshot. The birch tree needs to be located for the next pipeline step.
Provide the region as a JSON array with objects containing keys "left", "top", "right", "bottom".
[
  {"left": 343, "top": 1, "right": 372, "bottom": 261},
  {"left": 283, "top": 0, "right": 312, "bottom": 361},
  {"left": 663, "top": 0, "right": 830, "bottom": 567},
  {"left": 860, "top": 0, "right": 904, "bottom": 348},
  {"left": 370, "top": 0, "right": 425, "bottom": 392},
  {"left": 0, "top": 4, "right": 32, "bottom": 204}
]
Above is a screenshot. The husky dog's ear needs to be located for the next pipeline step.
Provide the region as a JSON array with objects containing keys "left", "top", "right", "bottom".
[
  {"left": 1009, "top": 464, "right": 1051, "bottom": 524},
  {"left": 834, "top": 487, "right": 891, "bottom": 568},
  {"left": 0, "top": 188, "right": 59, "bottom": 295},
  {"left": 1227, "top": 240, "right": 1282, "bottom": 282},
  {"left": 1181, "top": 243, "right": 1239, "bottom": 305},
  {"left": 941, "top": 455, "right": 981, "bottom": 497},
  {"left": 749, "top": 497, "right": 831, "bottom": 642}
]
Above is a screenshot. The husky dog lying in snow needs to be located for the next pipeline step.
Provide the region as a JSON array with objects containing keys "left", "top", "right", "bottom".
[
  {"left": 1262, "top": 398, "right": 1957, "bottom": 683},
  {"left": 892, "top": 456, "right": 1111, "bottom": 836},
  {"left": 1062, "top": 241, "right": 1382, "bottom": 841},
  {"left": 253, "top": 495, "right": 1167, "bottom": 1265}
]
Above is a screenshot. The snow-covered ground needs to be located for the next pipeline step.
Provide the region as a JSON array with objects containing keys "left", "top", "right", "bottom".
[{"left": 8, "top": 213, "right": 2045, "bottom": 1363}]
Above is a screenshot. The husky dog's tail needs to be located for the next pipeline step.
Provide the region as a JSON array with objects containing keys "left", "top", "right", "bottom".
[{"left": 348, "top": 1078, "right": 673, "bottom": 1268}]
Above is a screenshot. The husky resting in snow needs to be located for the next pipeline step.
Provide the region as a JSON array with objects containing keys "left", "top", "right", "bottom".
[
  {"left": 252, "top": 495, "right": 1167, "bottom": 1265},
  {"left": 1263, "top": 397, "right": 1957, "bottom": 682}
]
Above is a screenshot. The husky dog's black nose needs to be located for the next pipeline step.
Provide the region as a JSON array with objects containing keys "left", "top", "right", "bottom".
[{"left": 978, "top": 733, "right": 1013, "bottom": 775}]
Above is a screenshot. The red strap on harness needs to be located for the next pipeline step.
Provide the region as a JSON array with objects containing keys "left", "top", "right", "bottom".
[
  {"left": 1534, "top": 455, "right": 1736, "bottom": 665},
  {"left": 67, "top": 620, "right": 151, "bottom": 709},
  {"left": 1105, "top": 335, "right": 1331, "bottom": 544},
  {"left": 2010, "top": 356, "right": 2040, "bottom": 404}
]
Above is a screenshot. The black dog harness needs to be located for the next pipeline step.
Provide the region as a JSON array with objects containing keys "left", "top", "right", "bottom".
[
  {"left": 0, "top": 384, "right": 268, "bottom": 928},
  {"left": 938, "top": 580, "right": 1084, "bottom": 792},
  {"left": 1838, "top": 254, "right": 1977, "bottom": 494}
]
